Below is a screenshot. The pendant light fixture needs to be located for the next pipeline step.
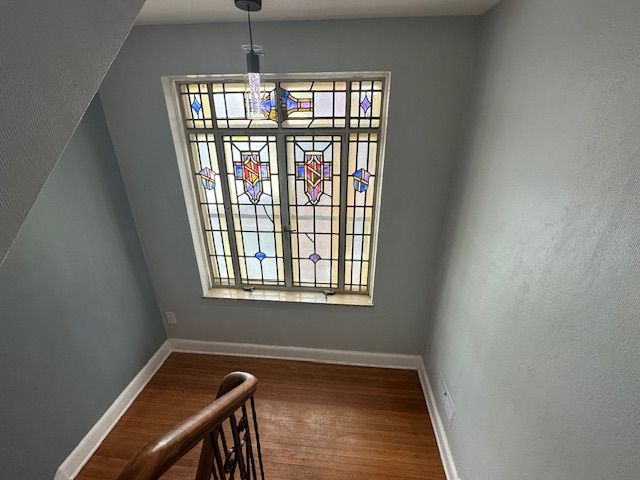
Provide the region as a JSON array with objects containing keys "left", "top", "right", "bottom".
[{"left": 235, "top": 0, "right": 264, "bottom": 119}]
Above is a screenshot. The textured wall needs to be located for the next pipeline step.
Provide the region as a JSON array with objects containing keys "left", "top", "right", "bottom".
[
  {"left": 99, "top": 18, "right": 479, "bottom": 354},
  {"left": 0, "top": 97, "right": 166, "bottom": 479},
  {"left": 424, "top": 0, "right": 640, "bottom": 479},
  {"left": 0, "top": 0, "right": 145, "bottom": 265}
]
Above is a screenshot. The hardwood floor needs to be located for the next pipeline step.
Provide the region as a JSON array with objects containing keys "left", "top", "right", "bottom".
[{"left": 77, "top": 353, "right": 445, "bottom": 480}]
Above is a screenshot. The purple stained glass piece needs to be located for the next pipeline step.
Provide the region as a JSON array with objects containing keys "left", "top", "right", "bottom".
[
  {"left": 191, "top": 97, "right": 202, "bottom": 114},
  {"left": 198, "top": 167, "right": 216, "bottom": 190},
  {"left": 360, "top": 95, "right": 371, "bottom": 114},
  {"left": 255, "top": 252, "right": 267, "bottom": 262},
  {"left": 282, "top": 90, "right": 313, "bottom": 113},
  {"left": 246, "top": 181, "right": 262, "bottom": 202},
  {"left": 309, "top": 253, "right": 321, "bottom": 264}
]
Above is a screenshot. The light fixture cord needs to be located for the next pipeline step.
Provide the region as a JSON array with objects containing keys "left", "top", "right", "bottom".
[{"left": 247, "top": 10, "right": 254, "bottom": 52}]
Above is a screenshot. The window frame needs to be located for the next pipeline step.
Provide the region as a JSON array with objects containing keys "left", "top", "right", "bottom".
[{"left": 163, "top": 72, "right": 390, "bottom": 306}]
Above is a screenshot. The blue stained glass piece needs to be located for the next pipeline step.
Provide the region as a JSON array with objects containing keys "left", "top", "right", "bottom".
[
  {"left": 323, "top": 164, "right": 331, "bottom": 177},
  {"left": 255, "top": 251, "right": 267, "bottom": 262},
  {"left": 297, "top": 164, "right": 305, "bottom": 178},
  {"left": 360, "top": 95, "right": 371, "bottom": 114},
  {"left": 281, "top": 90, "right": 298, "bottom": 111},
  {"left": 191, "top": 97, "right": 202, "bottom": 114},
  {"left": 352, "top": 168, "right": 371, "bottom": 192},
  {"left": 260, "top": 163, "right": 270, "bottom": 178},
  {"left": 309, "top": 253, "right": 321, "bottom": 264},
  {"left": 261, "top": 97, "right": 272, "bottom": 113},
  {"left": 235, "top": 163, "right": 243, "bottom": 178}
]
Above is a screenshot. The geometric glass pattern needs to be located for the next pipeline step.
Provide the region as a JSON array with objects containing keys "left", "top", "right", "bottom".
[
  {"left": 198, "top": 167, "right": 216, "bottom": 190},
  {"left": 352, "top": 168, "right": 370, "bottom": 193},
  {"left": 176, "top": 75, "right": 387, "bottom": 294},
  {"left": 287, "top": 136, "right": 341, "bottom": 289},
  {"left": 223, "top": 136, "right": 285, "bottom": 286},
  {"left": 295, "top": 152, "right": 332, "bottom": 205},
  {"left": 350, "top": 80, "right": 383, "bottom": 128},
  {"left": 280, "top": 81, "right": 347, "bottom": 128},
  {"left": 180, "top": 83, "right": 213, "bottom": 129},
  {"left": 234, "top": 152, "right": 270, "bottom": 204}
]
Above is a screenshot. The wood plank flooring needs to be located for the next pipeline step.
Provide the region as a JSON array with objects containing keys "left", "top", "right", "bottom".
[{"left": 77, "top": 353, "right": 445, "bottom": 480}]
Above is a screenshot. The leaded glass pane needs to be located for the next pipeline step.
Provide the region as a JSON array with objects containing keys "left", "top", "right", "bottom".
[
  {"left": 350, "top": 81, "right": 383, "bottom": 128},
  {"left": 212, "top": 82, "right": 278, "bottom": 128},
  {"left": 280, "top": 81, "right": 347, "bottom": 128},
  {"left": 286, "top": 135, "right": 341, "bottom": 288},
  {"left": 189, "top": 133, "right": 235, "bottom": 285},
  {"left": 223, "top": 135, "right": 285, "bottom": 286},
  {"left": 345, "top": 132, "right": 378, "bottom": 292},
  {"left": 180, "top": 84, "right": 213, "bottom": 129}
]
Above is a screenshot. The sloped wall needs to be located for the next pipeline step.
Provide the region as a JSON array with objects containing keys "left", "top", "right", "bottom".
[{"left": 0, "top": 0, "right": 145, "bottom": 264}]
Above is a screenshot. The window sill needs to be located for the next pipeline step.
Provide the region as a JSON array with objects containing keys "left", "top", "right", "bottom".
[{"left": 202, "top": 288, "right": 373, "bottom": 307}]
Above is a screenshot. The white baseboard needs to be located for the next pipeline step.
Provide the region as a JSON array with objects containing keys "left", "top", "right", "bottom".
[
  {"left": 55, "top": 339, "right": 458, "bottom": 480},
  {"left": 418, "top": 359, "right": 460, "bottom": 480},
  {"left": 169, "top": 338, "right": 422, "bottom": 370},
  {"left": 53, "top": 340, "right": 172, "bottom": 480}
]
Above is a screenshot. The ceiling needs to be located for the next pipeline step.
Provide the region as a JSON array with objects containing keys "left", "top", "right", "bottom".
[{"left": 136, "top": 0, "right": 502, "bottom": 25}]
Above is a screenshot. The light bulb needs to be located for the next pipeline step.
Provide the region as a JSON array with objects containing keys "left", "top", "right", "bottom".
[{"left": 245, "top": 71, "right": 263, "bottom": 119}]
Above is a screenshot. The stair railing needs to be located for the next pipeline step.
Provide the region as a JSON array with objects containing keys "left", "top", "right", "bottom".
[{"left": 117, "top": 371, "right": 265, "bottom": 480}]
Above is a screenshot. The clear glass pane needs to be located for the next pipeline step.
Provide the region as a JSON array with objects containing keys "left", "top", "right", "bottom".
[{"left": 212, "top": 82, "right": 278, "bottom": 128}]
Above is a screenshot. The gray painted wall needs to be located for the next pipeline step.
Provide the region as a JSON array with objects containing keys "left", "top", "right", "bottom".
[
  {"left": 0, "top": 97, "right": 166, "bottom": 479},
  {"left": 0, "top": 0, "right": 145, "bottom": 264},
  {"left": 98, "top": 18, "right": 480, "bottom": 354},
  {"left": 424, "top": 1, "right": 640, "bottom": 479}
]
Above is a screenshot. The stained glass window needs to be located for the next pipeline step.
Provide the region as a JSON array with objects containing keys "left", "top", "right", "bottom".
[
  {"left": 286, "top": 136, "right": 341, "bottom": 288},
  {"left": 174, "top": 74, "right": 387, "bottom": 296}
]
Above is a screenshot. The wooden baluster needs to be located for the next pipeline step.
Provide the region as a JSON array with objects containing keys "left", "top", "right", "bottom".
[
  {"left": 241, "top": 403, "right": 258, "bottom": 480},
  {"left": 250, "top": 396, "right": 265, "bottom": 480},
  {"left": 195, "top": 432, "right": 215, "bottom": 480},
  {"left": 212, "top": 430, "right": 228, "bottom": 480},
  {"left": 228, "top": 411, "right": 249, "bottom": 479}
]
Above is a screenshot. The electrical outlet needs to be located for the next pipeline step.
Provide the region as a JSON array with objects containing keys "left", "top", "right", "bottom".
[
  {"left": 438, "top": 375, "right": 455, "bottom": 424},
  {"left": 165, "top": 311, "right": 177, "bottom": 325}
]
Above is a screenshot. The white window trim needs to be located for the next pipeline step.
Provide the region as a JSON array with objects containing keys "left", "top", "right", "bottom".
[{"left": 162, "top": 72, "right": 391, "bottom": 306}]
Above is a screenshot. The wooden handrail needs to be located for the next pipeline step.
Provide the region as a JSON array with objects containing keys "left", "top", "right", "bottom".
[{"left": 117, "top": 371, "right": 262, "bottom": 480}]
